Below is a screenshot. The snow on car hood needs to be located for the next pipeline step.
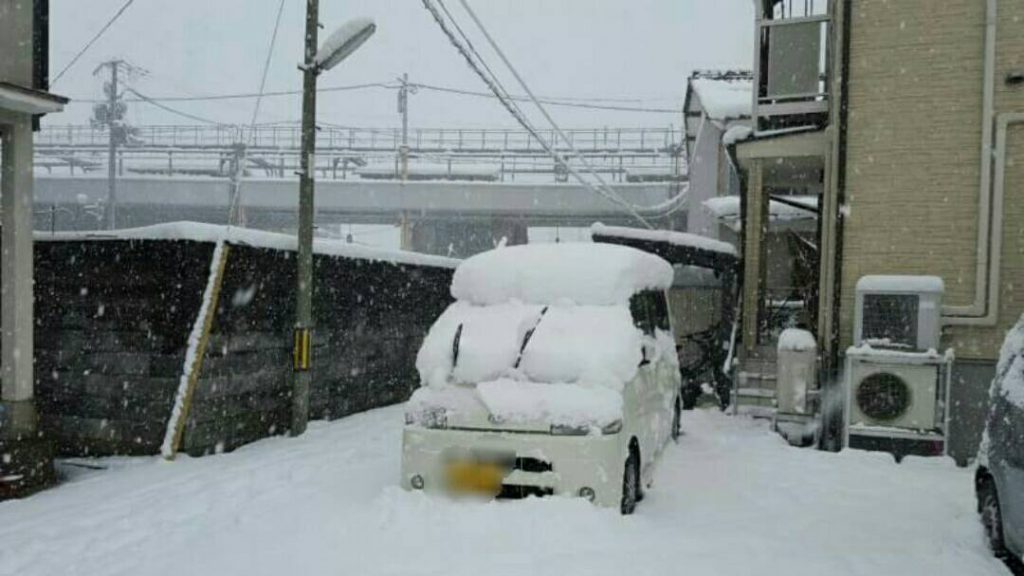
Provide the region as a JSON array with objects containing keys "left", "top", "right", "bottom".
[
  {"left": 407, "top": 379, "right": 623, "bottom": 429},
  {"left": 415, "top": 300, "right": 642, "bottom": 390}
]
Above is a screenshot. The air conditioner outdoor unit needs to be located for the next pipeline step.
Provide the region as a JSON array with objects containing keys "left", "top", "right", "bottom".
[
  {"left": 854, "top": 275, "right": 943, "bottom": 351},
  {"left": 845, "top": 275, "right": 951, "bottom": 459}
]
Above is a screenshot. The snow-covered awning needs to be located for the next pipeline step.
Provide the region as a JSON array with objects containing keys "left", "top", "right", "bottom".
[
  {"left": 0, "top": 81, "right": 68, "bottom": 115},
  {"left": 690, "top": 77, "right": 753, "bottom": 123},
  {"left": 591, "top": 223, "right": 740, "bottom": 275},
  {"left": 703, "top": 195, "right": 819, "bottom": 231}
]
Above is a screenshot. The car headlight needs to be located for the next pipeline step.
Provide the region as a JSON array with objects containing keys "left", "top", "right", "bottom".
[
  {"left": 550, "top": 420, "right": 621, "bottom": 436},
  {"left": 420, "top": 407, "right": 448, "bottom": 429},
  {"left": 600, "top": 419, "right": 623, "bottom": 435},
  {"left": 407, "top": 407, "right": 448, "bottom": 429},
  {"left": 550, "top": 423, "right": 590, "bottom": 436}
]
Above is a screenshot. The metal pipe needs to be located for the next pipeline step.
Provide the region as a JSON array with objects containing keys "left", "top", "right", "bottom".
[{"left": 942, "top": 0, "right": 998, "bottom": 324}]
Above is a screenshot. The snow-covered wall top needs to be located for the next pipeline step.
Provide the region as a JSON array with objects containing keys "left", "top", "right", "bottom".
[
  {"left": 450, "top": 243, "right": 674, "bottom": 306},
  {"left": 41, "top": 222, "right": 459, "bottom": 269},
  {"left": 691, "top": 77, "right": 753, "bottom": 122},
  {"left": 590, "top": 223, "right": 738, "bottom": 257}
]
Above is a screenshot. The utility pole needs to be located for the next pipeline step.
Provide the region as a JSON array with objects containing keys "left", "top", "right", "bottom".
[
  {"left": 397, "top": 72, "right": 414, "bottom": 182},
  {"left": 96, "top": 59, "right": 124, "bottom": 230},
  {"left": 292, "top": 0, "right": 319, "bottom": 437}
]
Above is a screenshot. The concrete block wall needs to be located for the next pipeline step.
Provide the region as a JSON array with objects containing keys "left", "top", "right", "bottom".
[
  {"left": 31, "top": 237, "right": 454, "bottom": 458},
  {"left": 34, "top": 240, "right": 214, "bottom": 455}
]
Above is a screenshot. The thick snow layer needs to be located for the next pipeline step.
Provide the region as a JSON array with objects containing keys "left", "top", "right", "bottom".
[
  {"left": 703, "top": 195, "right": 819, "bottom": 228},
  {"left": 722, "top": 124, "right": 754, "bottom": 146},
  {"left": 476, "top": 379, "right": 623, "bottom": 427},
  {"left": 778, "top": 328, "right": 816, "bottom": 352},
  {"left": 856, "top": 275, "right": 945, "bottom": 294},
  {"left": 315, "top": 17, "right": 375, "bottom": 70},
  {"left": 450, "top": 243, "right": 673, "bottom": 306},
  {"left": 691, "top": 77, "right": 753, "bottom": 121},
  {"left": 590, "top": 222, "right": 738, "bottom": 257},
  {"left": 42, "top": 222, "right": 458, "bottom": 269},
  {"left": 415, "top": 301, "right": 641, "bottom": 390},
  {"left": 996, "top": 315, "right": 1024, "bottom": 409},
  {"left": 0, "top": 406, "right": 1007, "bottom": 576}
]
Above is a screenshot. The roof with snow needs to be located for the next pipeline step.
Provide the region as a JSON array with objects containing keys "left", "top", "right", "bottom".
[
  {"left": 591, "top": 223, "right": 740, "bottom": 275},
  {"left": 40, "top": 222, "right": 459, "bottom": 269},
  {"left": 688, "top": 71, "right": 753, "bottom": 123},
  {"left": 450, "top": 243, "right": 674, "bottom": 306}
]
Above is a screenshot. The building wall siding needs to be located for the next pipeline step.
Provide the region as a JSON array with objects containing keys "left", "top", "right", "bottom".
[{"left": 840, "top": 0, "right": 1024, "bottom": 361}]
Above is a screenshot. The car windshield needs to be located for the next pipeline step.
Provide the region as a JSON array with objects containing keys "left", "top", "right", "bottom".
[{"left": 424, "top": 300, "right": 642, "bottom": 389}]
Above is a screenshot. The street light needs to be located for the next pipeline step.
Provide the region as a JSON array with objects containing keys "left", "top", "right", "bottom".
[{"left": 292, "top": 9, "right": 376, "bottom": 437}]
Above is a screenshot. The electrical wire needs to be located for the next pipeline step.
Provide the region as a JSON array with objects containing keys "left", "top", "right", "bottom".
[
  {"left": 456, "top": 0, "right": 655, "bottom": 223},
  {"left": 248, "top": 0, "right": 287, "bottom": 132},
  {"left": 410, "top": 83, "right": 679, "bottom": 114},
  {"left": 424, "top": 0, "right": 653, "bottom": 227},
  {"left": 230, "top": 0, "right": 288, "bottom": 224},
  {"left": 52, "top": 0, "right": 139, "bottom": 85},
  {"left": 123, "top": 86, "right": 233, "bottom": 126},
  {"left": 67, "top": 82, "right": 678, "bottom": 113}
]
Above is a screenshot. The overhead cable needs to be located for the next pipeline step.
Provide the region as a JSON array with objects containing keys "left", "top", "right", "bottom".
[{"left": 52, "top": 0, "right": 139, "bottom": 85}]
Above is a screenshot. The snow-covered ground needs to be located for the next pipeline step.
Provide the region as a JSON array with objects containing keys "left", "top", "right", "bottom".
[{"left": 0, "top": 406, "right": 1009, "bottom": 576}]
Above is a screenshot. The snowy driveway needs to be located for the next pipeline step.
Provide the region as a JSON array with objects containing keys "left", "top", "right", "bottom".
[{"left": 0, "top": 406, "right": 1010, "bottom": 576}]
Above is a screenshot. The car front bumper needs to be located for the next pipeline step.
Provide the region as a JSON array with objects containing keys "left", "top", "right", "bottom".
[{"left": 401, "top": 425, "right": 626, "bottom": 508}]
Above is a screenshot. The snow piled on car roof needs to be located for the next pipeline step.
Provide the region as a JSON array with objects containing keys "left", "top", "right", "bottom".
[{"left": 450, "top": 243, "right": 674, "bottom": 306}]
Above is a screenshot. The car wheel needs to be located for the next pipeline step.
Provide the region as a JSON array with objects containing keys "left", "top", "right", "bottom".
[
  {"left": 620, "top": 447, "right": 640, "bottom": 515},
  {"left": 681, "top": 384, "right": 699, "bottom": 410},
  {"left": 671, "top": 397, "right": 682, "bottom": 441},
  {"left": 979, "top": 479, "right": 1008, "bottom": 559}
]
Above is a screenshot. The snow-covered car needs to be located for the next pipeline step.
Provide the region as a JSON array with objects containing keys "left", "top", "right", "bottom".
[
  {"left": 401, "top": 243, "right": 682, "bottom": 514},
  {"left": 976, "top": 315, "right": 1024, "bottom": 564}
]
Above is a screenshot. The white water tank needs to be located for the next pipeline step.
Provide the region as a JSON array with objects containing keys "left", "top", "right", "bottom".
[{"left": 777, "top": 328, "right": 817, "bottom": 415}]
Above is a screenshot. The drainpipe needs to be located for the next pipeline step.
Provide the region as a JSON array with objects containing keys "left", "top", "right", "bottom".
[{"left": 943, "top": 0, "right": 999, "bottom": 326}]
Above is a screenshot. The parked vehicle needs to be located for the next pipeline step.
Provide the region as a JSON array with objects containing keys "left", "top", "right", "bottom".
[
  {"left": 976, "top": 316, "right": 1024, "bottom": 564},
  {"left": 401, "top": 243, "right": 682, "bottom": 514}
]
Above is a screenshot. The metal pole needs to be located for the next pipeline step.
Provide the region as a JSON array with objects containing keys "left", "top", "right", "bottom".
[
  {"left": 292, "top": 0, "right": 318, "bottom": 436},
  {"left": 398, "top": 72, "right": 410, "bottom": 182},
  {"left": 105, "top": 61, "right": 120, "bottom": 230}
]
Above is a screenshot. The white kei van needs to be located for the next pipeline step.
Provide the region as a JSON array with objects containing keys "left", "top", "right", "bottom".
[{"left": 401, "top": 243, "right": 681, "bottom": 514}]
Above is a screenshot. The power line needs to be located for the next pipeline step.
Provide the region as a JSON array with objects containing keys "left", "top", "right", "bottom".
[
  {"left": 457, "top": 0, "right": 659, "bottom": 228},
  {"left": 422, "top": 0, "right": 653, "bottom": 228},
  {"left": 123, "top": 86, "right": 232, "bottom": 126},
  {"left": 411, "top": 83, "right": 679, "bottom": 114},
  {"left": 248, "top": 0, "right": 288, "bottom": 131},
  {"left": 67, "top": 82, "right": 679, "bottom": 113},
  {"left": 230, "top": 0, "right": 288, "bottom": 224},
  {"left": 52, "top": 0, "right": 139, "bottom": 85},
  {"left": 68, "top": 82, "right": 395, "bottom": 104}
]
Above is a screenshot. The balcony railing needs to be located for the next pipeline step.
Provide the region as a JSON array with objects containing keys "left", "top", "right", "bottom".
[{"left": 752, "top": 0, "right": 831, "bottom": 132}]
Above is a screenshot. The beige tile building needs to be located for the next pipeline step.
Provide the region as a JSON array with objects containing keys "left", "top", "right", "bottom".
[{"left": 729, "top": 0, "right": 1024, "bottom": 461}]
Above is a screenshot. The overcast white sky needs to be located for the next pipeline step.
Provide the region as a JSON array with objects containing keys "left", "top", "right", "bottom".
[{"left": 49, "top": 0, "right": 753, "bottom": 129}]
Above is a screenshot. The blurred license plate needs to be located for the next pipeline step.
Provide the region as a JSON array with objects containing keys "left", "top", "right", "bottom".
[{"left": 445, "top": 460, "right": 508, "bottom": 495}]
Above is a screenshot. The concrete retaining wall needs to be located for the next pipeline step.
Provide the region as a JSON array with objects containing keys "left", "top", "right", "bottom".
[{"left": 31, "top": 237, "right": 454, "bottom": 457}]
